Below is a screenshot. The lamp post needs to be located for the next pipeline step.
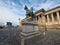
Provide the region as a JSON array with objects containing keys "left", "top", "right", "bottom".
[
  {"left": 18, "top": 18, "right": 21, "bottom": 25},
  {"left": 18, "top": 18, "right": 20, "bottom": 22},
  {"left": 18, "top": 18, "right": 20, "bottom": 29}
]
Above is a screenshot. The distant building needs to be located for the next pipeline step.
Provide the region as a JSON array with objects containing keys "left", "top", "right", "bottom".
[{"left": 6, "top": 22, "right": 12, "bottom": 28}]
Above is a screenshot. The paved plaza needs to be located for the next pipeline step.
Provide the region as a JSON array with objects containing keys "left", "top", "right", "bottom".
[
  {"left": 0, "top": 29, "right": 21, "bottom": 45},
  {"left": 0, "top": 29, "right": 60, "bottom": 45}
]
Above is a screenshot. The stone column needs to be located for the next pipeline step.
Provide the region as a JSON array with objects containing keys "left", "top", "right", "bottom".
[
  {"left": 40, "top": 15, "right": 42, "bottom": 22},
  {"left": 42, "top": 15, "right": 45, "bottom": 24},
  {"left": 36, "top": 16, "right": 37, "bottom": 22},
  {"left": 42, "top": 15, "right": 46, "bottom": 29},
  {"left": 38, "top": 16, "right": 40, "bottom": 21},
  {"left": 38, "top": 16, "right": 40, "bottom": 24},
  {"left": 56, "top": 11, "right": 60, "bottom": 24},
  {"left": 41, "top": 15, "right": 43, "bottom": 24},
  {"left": 51, "top": 13, "right": 54, "bottom": 23},
  {"left": 47, "top": 15, "right": 50, "bottom": 23}
]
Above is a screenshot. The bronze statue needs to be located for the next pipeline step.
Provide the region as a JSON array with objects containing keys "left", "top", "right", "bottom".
[{"left": 24, "top": 5, "right": 36, "bottom": 20}]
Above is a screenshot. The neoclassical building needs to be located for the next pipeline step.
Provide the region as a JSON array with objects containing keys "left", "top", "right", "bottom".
[{"left": 21, "top": 6, "right": 60, "bottom": 29}]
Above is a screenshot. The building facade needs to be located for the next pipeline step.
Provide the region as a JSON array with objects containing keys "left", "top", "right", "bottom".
[{"left": 21, "top": 6, "right": 60, "bottom": 29}]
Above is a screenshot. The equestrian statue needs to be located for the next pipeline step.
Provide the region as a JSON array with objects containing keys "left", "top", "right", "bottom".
[{"left": 24, "top": 5, "right": 36, "bottom": 21}]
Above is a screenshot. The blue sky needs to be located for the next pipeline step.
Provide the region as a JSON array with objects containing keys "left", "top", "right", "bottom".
[{"left": 0, "top": 0, "right": 60, "bottom": 25}]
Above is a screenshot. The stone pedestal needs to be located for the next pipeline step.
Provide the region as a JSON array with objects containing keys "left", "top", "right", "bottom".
[
  {"left": 20, "top": 22, "right": 40, "bottom": 45},
  {"left": 22, "top": 22, "right": 39, "bottom": 33}
]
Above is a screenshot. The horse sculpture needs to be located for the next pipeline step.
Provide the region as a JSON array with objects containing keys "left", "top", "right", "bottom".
[{"left": 24, "top": 5, "right": 36, "bottom": 20}]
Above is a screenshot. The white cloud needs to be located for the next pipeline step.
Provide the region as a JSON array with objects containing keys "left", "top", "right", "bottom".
[
  {"left": 0, "top": 0, "right": 25, "bottom": 25},
  {"left": 28, "top": 0, "right": 60, "bottom": 11},
  {"left": 38, "top": 1, "right": 53, "bottom": 10},
  {"left": 11, "top": 1, "right": 16, "bottom": 6},
  {"left": 0, "top": 7, "right": 21, "bottom": 24}
]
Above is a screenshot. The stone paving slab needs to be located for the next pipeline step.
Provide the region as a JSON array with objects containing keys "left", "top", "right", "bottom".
[{"left": 0, "top": 29, "right": 21, "bottom": 45}]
